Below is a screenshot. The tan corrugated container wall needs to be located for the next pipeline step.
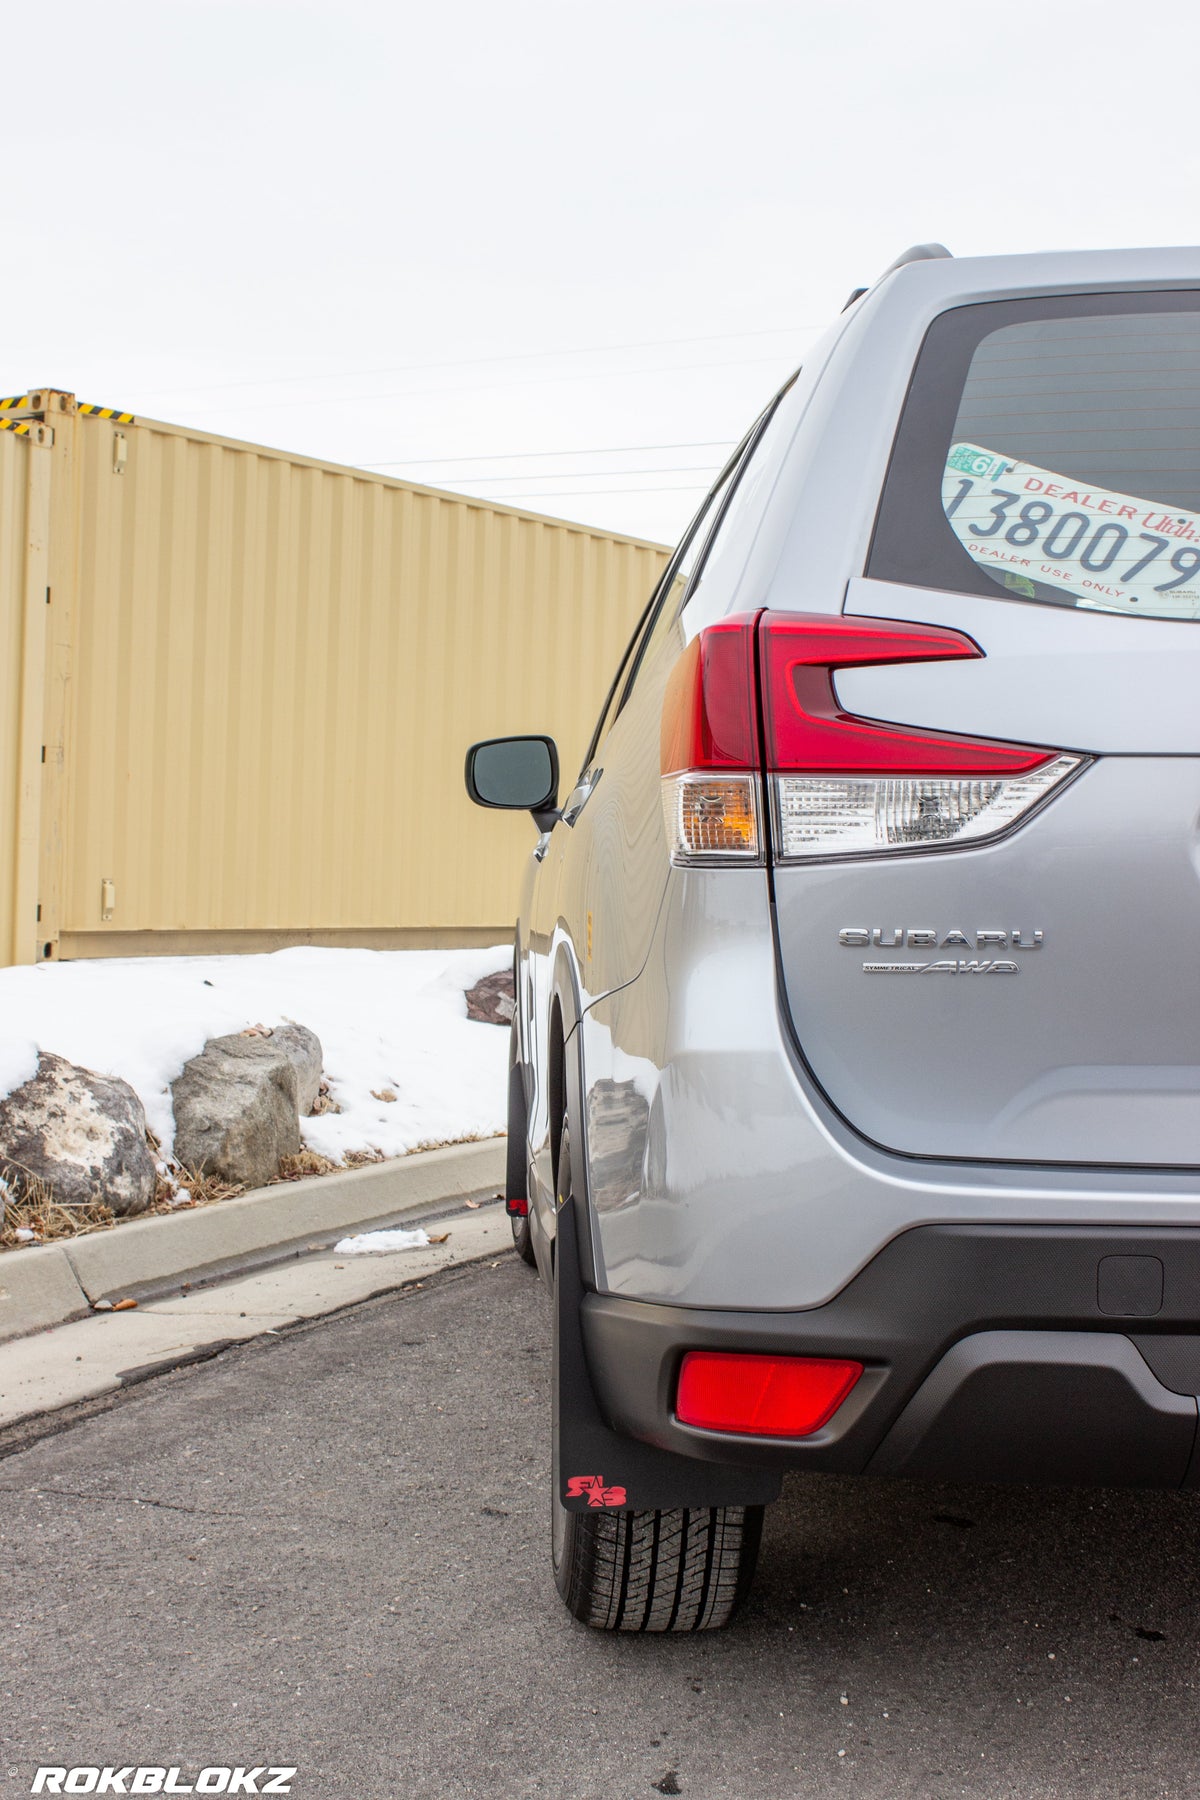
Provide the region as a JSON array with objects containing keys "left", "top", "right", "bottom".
[
  {"left": 1, "top": 394, "right": 669, "bottom": 964},
  {"left": 0, "top": 431, "right": 27, "bottom": 964}
]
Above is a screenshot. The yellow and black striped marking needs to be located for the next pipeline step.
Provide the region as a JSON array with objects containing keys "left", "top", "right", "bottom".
[
  {"left": 78, "top": 403, "right": 135, "bottom": 423},
  {"left": 0, "top": 395, "right": 31, "bottom": 411},
  {"left": 0, "top": 418, "right": 33, "bottom": 435}
]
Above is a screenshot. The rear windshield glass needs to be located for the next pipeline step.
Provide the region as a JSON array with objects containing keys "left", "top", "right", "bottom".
[{"left": 869, "top": 292, "right": 1200, "bottom": 621}]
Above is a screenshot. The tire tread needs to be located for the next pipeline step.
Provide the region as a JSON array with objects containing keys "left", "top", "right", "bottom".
[{"left": 558, "top": 1503, "right": 761, "bottom": 1633}]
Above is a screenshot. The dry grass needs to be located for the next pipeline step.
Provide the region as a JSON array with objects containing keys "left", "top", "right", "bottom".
[
  {"left": 1, "top": 1125, "right": 494, "bottom": 1254},
  {"left": 151, "top": 1164, "right": 247, "bottom": 1211},
  {"left": 0, "top": 1143, "right": 247, "bottom": 1250},
  {"left": 273, "top": 1148, "right": 339, "bottom": 1183},
  {"left": 0, "top": 1159, "right": 116, "bottom": 1250}
]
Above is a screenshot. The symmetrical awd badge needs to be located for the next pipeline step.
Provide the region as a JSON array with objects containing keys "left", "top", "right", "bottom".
[{"left": 839, "top": 926, "right": 1044, "bottom": 975}]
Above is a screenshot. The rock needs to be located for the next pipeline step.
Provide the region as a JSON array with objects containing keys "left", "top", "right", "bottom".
[
  {"left": 465, "top": 969, "right": 515, "bottom": 1027},
  {"left": 0, "top": 1052, "right": 156, "bottom": 1216},
  {"left": 271, "top": 1025, "right": 323, "bottom": 1116},
  {"left": 171, "top": 1024, "right": 323, "bottom": 1189}
]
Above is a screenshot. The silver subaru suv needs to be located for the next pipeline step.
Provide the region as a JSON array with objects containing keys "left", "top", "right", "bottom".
[{"left": 466, "top": 244, "right": 1200, "bottom": 1632}]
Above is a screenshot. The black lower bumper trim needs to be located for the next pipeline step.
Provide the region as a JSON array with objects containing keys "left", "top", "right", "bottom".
[{"left": 581, "top": 1223, "right": 1200, "bottom": 1490}]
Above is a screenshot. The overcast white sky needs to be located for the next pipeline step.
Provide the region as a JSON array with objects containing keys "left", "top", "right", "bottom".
[{"left": 6, "top": 0, "right": 1200, "bottom": 545}]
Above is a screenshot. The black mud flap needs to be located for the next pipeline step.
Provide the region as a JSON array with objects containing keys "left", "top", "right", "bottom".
[
  {"left": 506, "top": 1052, "right": 528, "bottom": 1211},
  {"left": 554, "top": 1194, "right": 781, "bottom": 1514}
]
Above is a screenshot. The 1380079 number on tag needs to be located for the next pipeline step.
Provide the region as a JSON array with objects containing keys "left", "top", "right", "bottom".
[{"left": 942, "top": 441, "right": 1200, "bottom": 619}]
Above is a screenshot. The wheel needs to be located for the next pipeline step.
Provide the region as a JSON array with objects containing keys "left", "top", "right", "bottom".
[
  {"left": 550, "top": 1116, "right": 764, "bottom": 1631},
  {"left": 511, "top": 1206, "right": 537, "bottom": 1266}
]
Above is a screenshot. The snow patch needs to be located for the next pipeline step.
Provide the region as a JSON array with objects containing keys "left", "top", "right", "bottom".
[
  {"left": 0, "top": 947, "right": 510, "bottom": 1163},
  {"left": 334, "top": 1226, "right": 430, "bottom": 1254},
  {"left": 0, "top": 1038, "right": 39, "bottom": 1104}
]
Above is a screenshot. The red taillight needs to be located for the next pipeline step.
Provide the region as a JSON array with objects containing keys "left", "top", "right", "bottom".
[
  {"left": 659, "top": 610, "right": 1082, "bottom": 864},
  {"left": 660, "top": 614, "right": 760, "bottom": 775},
  {"left": 759, "top": 613, "right": 1048, "bottom": 776},
  {"left": 676, "top": 1350, "right": 863, "bottom": 1437},
  {"left": 659, "top": 613, "right": 763, "bottom": 862}
]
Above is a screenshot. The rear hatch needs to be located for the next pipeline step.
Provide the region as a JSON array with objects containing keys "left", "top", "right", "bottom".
[{"left": 770, "top": 292, "right": 1200, "bottom": 1167}]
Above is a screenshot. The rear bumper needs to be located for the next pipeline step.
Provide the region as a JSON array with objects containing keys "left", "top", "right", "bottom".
[{"left": 581, "top": 1223, "right": 1200, "bottom": 1490}]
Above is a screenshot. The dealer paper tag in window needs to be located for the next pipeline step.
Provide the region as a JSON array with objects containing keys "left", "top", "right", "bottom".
[{"left": 942, "top": 441, "right": 1200, "bottom": 619}]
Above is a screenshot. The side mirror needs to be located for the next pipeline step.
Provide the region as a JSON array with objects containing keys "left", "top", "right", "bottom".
[{"left": 465, "top": 735, "right": 560, "bottom": 830}]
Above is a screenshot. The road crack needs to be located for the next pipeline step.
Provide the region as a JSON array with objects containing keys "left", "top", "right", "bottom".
[{"left": 0, "top": 1482, "right": 247, "bottom": 1517}]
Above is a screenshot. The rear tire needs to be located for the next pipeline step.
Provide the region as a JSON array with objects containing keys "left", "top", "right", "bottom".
[
  {"left": 553, "top": 1497, "right": 763, "bottom": 1632},
  {"left": 511, "top": 1208, "right": 537, "bottom": 1266},
  {"left": 550, "top": 1114, "right": 763, "bottom": 1631}
]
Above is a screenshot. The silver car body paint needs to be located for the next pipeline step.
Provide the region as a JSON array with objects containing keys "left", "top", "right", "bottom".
[
  {"left": 578, "top": 869, "right": 1200, "bottom": 1311},
  {"left": 514, "top": 245, "right": 1200, "bottom": 1313}
]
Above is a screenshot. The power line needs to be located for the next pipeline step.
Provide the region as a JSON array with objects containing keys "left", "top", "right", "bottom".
[
  {"left": 362, "top": 437, "right": 736, "bottom": 470},
  {"left": 177, "top": 350, "right": 800, "bottom": 418},
  {"left": 131, "top": 324, "right": 819, "bottom": 402},
  {"left": 437, "top": 463, "right": 720, "bottom": 486},
  {"left": 465, "top": 481, "right": 711, "bottom": 499}
]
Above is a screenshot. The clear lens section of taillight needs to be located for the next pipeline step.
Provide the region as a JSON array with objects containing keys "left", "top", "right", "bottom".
[
  {"left": 663, "top": 772, "right": 761, "bottom": 863},
  {"left": 773, "top": 755, "right": 1082, "bottom": 861}
]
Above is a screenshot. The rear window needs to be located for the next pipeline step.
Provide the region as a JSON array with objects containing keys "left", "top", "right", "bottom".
[{"left": 869, "top": 292, "right": 1200, "bottom": 621}]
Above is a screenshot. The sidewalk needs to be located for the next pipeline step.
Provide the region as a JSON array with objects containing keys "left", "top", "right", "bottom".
[{"left": 0, "top": 1198, "right": 516, "bottom": 1433}]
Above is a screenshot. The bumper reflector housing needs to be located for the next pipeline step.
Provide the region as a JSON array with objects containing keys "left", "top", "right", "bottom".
[{"left": 676, "top": 1350, "right": 863, "bottom": 1437}]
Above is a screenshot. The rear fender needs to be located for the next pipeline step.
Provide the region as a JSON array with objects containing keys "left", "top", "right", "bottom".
[{"left": 527, "top": 941, "right": 585, "bottom": 1281}]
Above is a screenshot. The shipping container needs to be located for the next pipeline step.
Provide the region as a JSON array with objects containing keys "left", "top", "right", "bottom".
[{"left": 0, "top": 391, "right": 669, "bottom": 966}]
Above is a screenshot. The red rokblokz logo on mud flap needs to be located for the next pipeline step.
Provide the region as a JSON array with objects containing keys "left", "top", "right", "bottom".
[{"left": 565, "top": 1474, "right": 627, "bottom": 1507}]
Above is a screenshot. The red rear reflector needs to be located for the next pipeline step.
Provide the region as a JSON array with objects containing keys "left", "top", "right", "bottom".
[
  {"left": 676, "top": 1350, "right": 863, "bottom": 1437},
  {"left": 760, "top": 612, "right": 1049, "bottom": 775},
  {"left": 506, "top": 1196, "right": 529, "bottom": 1217}
]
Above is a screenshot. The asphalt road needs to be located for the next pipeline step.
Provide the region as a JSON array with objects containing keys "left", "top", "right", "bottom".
[{"left": 2, "top": 1253, "right": 1198, "bottom": 1800}]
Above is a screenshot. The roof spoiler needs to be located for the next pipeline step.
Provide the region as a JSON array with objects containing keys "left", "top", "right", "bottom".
[{"left": 843, "top": 242, "right": 953, "bottom": 311}]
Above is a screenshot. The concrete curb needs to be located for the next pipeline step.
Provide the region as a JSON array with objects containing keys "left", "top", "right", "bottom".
[{"left": 0, "top": 1137, "right": 505, "bottom": 1344}]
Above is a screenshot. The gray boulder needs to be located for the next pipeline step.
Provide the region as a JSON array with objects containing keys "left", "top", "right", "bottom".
[
  {"left": 171, "top": 1024, "right": 323, "bottom": 1190},
  {"left": 0, "top": 1053, "right": 155, "bottom": 1216},
  {"left": 269, "top": 1025, "right": 324, "bottom": 1116},
  {"left": 465, "top": 969, "right": 514, "bottom": 1027}
]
